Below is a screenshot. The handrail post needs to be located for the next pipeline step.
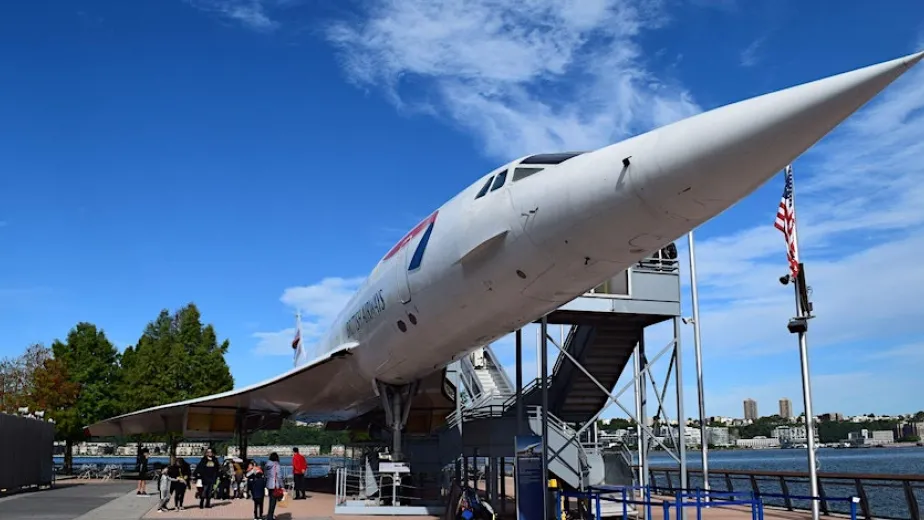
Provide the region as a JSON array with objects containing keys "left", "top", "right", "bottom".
[
  {"left": 854, "top": 478, "right": 870, "bottom": 520},
  {"left": 779, "top": 475, "right": 793, "bottom": 510},
  {"left": 817, "top": 479, "right": 829, "bottom": 515},
  {"left": 555, "top": 489, "right": 562, "bottom": 520},
  {"left": 903, "top": 480, "right": 920, "bottom": 520},
  {"left": 850, "top": 497, "right": 859, "bottom": 520},
  {"left": 622, "top": 487, "right": 628, "bottom": 520}
]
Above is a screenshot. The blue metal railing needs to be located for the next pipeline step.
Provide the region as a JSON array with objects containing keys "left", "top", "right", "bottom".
[{"left": 553, "top": 484, "right": 860, "bottom": 520}]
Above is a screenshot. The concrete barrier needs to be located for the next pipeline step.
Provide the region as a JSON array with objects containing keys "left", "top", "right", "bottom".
[{"left": 0, "top": 413, "right": 55, "bottom": 491}]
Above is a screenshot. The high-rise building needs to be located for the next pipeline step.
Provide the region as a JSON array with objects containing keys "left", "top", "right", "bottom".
[
  {"left": 779, "top": 398, "right": 793, "bottom": 419},
  {"left": 743, "top": 398, "right": 758, "bottom": 421}
]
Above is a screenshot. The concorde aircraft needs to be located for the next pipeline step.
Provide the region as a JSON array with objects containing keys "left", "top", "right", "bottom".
[{"left": 87, "top": 51, "right": 924, "bottom": 457}]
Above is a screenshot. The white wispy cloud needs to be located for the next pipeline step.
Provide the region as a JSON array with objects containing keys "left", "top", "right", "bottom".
[
  {"left": 739, "top": 37, "right": 764, "bottom": 67},
  {"left": 185, "top": 0, "right": 280, "bottom": 32},
  {"left": 253, "top": 276, "right": 364, "bottom": 356},
  {"left": 324, "top": 0, "right": 700, "bottom": 160}
]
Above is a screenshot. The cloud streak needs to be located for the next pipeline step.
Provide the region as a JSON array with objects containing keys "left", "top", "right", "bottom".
[
  {"left": 253, "top": 277, "right": 364, "bottom": 356},
  {"left": 185, "top": 0, "right": 281, "bottom": 32},
  {"left": 324, "top": 0, "right": 700, "bottom": 160},
  {"left": 739, "top": 37, "right": 764, "bottom": 67}
]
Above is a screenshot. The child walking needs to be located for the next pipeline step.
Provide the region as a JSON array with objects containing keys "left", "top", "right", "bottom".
[
  {"left": 157, "top": 468, "right": 176, "bottom": 512},
  {"left": 246, "top": 460, "right": 266, "bottom": 520}
]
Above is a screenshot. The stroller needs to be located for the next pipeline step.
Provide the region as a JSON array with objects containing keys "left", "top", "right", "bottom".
[{"left": 454, "top": 486, "right": 495, "bottom": 520}]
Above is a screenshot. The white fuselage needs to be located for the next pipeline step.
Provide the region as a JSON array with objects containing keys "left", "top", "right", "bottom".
[{"left": 290, "top": 51, "right": 923, "bottom": 421}]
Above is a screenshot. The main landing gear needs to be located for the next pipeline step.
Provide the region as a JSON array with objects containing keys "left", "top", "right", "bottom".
[{"left": 375, "top": 380, "right": 419, "bottom": 462}]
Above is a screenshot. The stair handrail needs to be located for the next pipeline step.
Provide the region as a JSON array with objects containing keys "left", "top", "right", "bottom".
[
  {"left": 550, "top": 324, "right": 581, "bottom": 376},
  {"left": 526, "top": 406, "right": 591, "bottom": 483},
  {"left": 458, "top": 353, "right": 485, "bottom": 400},
  {"left": 481, "top": 344, "right": 515, "bottom": 395}
]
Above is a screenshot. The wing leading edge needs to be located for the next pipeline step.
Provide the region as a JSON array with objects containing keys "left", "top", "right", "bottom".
[{"left": 85, "top": 343, "right": 369, "bottom": 438}]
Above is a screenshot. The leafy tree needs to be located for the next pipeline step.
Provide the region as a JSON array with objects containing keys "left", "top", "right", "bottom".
[
  {"left": 0, "top": 344, "right": 52, "bottom": 412},
  {"left": 51, "top": 324, "right": 121, "bottom": 472},
  {"left": 0, "top": 355, "right": 27, "bottom": 412},
  {"left": 118, "top": 303, "right": 234, "bottom": 461}
]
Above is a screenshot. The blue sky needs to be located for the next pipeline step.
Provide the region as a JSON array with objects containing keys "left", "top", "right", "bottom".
[{"left": 2, "top": 0, "right": 924, "bottom": 419}]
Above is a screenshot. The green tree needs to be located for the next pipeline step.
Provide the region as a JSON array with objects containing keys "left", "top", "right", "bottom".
[
  {"left": 51, "top": 323, "right": 121, "bottom": 472},
  {"left": 118, "top": 303, "right": 234, "bottom": 461}
]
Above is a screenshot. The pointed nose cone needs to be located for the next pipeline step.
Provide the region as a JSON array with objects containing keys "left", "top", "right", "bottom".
[{"left": 621, "top": 50, "right": 924, "bottom": 224}]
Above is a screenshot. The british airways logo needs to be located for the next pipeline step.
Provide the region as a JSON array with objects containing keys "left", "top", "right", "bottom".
[{"left": 382, "top": 211, "right": 439, "bottom": 271}]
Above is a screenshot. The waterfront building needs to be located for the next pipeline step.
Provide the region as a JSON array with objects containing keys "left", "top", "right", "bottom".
[
  {"left": 743, "top": 399, "right": 758, "bottom": 421},
  {"left": 847, "top": 429, "right": 895, "bottom": 446},
  {"left": 115, "top": 442, "right": 167, "bottom": 456},
  {"left": 773, "top": 425, "right": 818, "bottom": 445},
  {"left": 706, "top": 426, "right": 732, "bottom": 447},
  {"left": 228, "top": 445, "right": 322, "bottom": 458},
  {"left": 176, "top": 442, "right": 209, "bottom": 457},
  {"left": 779, "top": 398, "right": 793, "bottom": 420},
  {"left": 72, "top": 442, "right": 115, "bottom": 456},
  {"left": 736, "top": 436, "right": 780, "bottom": 449}
]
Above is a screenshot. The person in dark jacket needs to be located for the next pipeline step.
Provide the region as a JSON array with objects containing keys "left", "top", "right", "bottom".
[
  {"left": 246, "top": 460, "right": 266, "bottom": 520},
  {"left": 193, "top": 448, "right": 221, "bottom": 509},
  {"left": 136, "top": 448, "right": 150, "bottom": 495},
  {"left": 167, "top": 458, "right": 189, "bottom": 510}
]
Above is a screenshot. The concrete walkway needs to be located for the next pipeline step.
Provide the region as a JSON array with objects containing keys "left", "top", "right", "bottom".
[{"left": 0, "top": 480, "right": 147, "bottom": 520}]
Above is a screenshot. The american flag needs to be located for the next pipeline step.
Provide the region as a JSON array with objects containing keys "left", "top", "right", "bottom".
[{"left": 774, "top": 164, "right": 800, "bottom": 277}]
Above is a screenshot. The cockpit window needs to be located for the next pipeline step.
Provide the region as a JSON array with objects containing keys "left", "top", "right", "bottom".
[
  {"left": 512, "top": 167, "right": 544, "bottom": 181},
  {"left": 520, "top": 152, "right": 586, "bottom": 165},
  {"left": 474, "top": 176, "right": 493, "bottom": 199},
  {"left": 490, "top": 169, "right": 507, "bottom": 191}
]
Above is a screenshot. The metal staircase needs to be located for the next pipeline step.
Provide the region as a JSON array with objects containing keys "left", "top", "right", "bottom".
[
  {"left": 545, "top": 317, "right": 661, "bottom": 423},
  {"left": 459, "top": 345, "right": 514, "bottom": 405}
]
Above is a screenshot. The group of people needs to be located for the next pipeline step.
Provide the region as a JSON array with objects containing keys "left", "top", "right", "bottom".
[{"left": 138, "top": 446, "right": 310, "bottom": 520}]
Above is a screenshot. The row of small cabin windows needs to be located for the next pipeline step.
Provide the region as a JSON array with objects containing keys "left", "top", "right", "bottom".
[{"left": 474, "top": 167, "right": 545, "bottom": 199}]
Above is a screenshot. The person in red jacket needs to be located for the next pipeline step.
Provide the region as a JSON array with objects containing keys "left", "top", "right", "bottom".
[{"left": 291, "top": 447, "right": 307, "bottom": 500}]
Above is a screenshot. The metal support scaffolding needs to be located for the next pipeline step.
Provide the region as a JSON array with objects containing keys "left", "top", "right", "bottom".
[
  {"left": 687, "top": 231, "right": 710, "bottom": 499},
  {"left": 516, "top": 329, "right": 524, "bottom": 436},
  {"left": 541, "top": 316, "right": 550, "bottom": 520},
  {"left": 527, "top": 319, "right": 688, "bottom": 520}
]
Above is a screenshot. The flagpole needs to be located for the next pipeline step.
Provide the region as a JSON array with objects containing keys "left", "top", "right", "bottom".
[
  {"left": 294, "top": 310, "right": 302, "bottom": 365},
  {"left": 784, "top": 164, "right": 820, "bottom": 520}
]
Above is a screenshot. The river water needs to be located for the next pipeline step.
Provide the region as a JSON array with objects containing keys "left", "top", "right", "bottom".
[{"left": 649, "top": 446, "right": 924, "bottom": 518}]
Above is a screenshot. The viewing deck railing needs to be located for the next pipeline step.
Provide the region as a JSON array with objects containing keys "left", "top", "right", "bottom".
[{"left": 649, "top": 466, "right": 924, "bottom": 520}]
